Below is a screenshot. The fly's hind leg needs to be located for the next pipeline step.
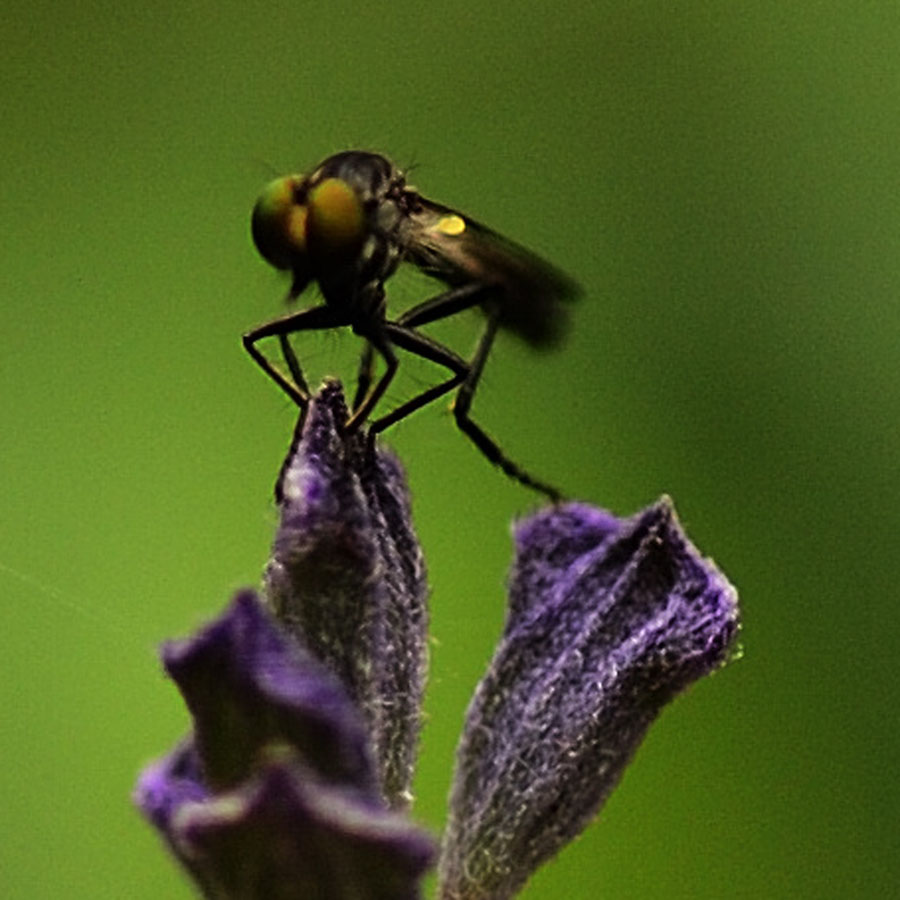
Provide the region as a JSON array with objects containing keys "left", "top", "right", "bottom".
[
  {"left": 451, "top": 310, "right": 563, "bottom": 502},
  {"left": 374, "top": 309, "right": 564, "bottom": 502}
]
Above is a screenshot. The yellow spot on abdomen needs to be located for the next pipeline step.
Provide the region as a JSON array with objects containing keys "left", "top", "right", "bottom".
[{"left": 436, "top": 214, "right": 466, "bottom": 236}]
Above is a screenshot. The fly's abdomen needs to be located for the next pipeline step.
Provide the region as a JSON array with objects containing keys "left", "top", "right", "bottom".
[{"left": 404, "top": 201, "right": 580, "bottom": 348}]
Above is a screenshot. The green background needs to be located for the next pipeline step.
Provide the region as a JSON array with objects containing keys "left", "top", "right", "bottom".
[{"left": 3, "top": 2, "right": 897, "bottom": 897}]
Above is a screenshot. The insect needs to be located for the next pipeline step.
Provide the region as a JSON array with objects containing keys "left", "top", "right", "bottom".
[{"left": 246, "top": 150, "right": 580, "bottom": 501}]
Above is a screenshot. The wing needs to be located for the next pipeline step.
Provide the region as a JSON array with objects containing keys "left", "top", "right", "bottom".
[{"left": 401, "top": 198, "right": 581, "bottom": 348}]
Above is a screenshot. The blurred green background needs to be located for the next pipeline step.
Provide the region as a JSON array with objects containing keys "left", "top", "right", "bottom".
[{"left": 2, "top": 1, "right": 897, "bottom": 897}]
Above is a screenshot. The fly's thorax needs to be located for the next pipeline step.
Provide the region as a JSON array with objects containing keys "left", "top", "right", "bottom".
[
  {"left": 309, "top": 151, "right": 404, "bottom": 208},
  {"left": 315, "top": 225, "right": 400, "bottom": 321},
  {"left": 303, "top": 156, "right": 406, "bottom": 320},
  {"left": 305, "top": 153, "right": 408, "bottom": 267}
]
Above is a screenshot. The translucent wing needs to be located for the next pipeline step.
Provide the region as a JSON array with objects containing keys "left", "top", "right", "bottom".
[{"left": 402, "top": 199, "right": 580, "bottom": 348}]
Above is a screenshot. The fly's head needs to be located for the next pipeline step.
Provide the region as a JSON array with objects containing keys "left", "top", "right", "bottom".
[{"left": 251, "top": 152, "right": 408, "bottom": 304}]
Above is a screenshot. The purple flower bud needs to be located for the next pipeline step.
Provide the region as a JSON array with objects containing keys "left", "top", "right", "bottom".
[
  {"left": 264, "top": 382, "right": 428, "bottom": 809},
  {"left": 134, "top": 592, "right": 435, "bottom": 899},
  {"left": 438, "top": 499, "right": 741, "bottom": 900},
  {"left": 135, "top": 384, "right": 741, "bottom": 899}
]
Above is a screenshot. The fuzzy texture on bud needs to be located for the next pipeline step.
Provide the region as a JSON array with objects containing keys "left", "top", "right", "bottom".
[
  {"left": 265, "top": 382, "right": 428, "bottom": 809},
  {"left": 136, "top": 384, "right": 741, "bottom": 900},
  {"left": 438, "top": 500, "right": 740, "bottom": 900}
]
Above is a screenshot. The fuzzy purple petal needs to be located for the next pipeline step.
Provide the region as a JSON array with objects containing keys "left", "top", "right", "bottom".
[
  {"left": 438, "top": 498, "right": 741, "bottom": 900},
  {"left": 135, "top": 740, "right": 212, "bottom": 889},
  {"left": 135, "top": 592, "right": 435, "bottom": 897},
  {"left": 264, "top": 382, "right": 428, "bottom": 809},
  {"left": 170, "top": 757, "right": 434, "bottom": 900},
  {"left": 136, "top": 739, "right": 208, "bottom": 833},
  {"left": 161, "top": 590, "right": 379, "bottom": 797}
]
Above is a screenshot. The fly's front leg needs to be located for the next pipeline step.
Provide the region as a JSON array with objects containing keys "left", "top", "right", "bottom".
[
  {"left": 352, "top": 341, "right": 376, "bottom": 414},
  {"left": 243, "top": 304, "right": 344, "bottom": 408},
  {"left": 278, "top": 334, "right": 310, "bottom": 396}
]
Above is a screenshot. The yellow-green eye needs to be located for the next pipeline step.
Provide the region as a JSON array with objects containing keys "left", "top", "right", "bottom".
[
  {"left": 306, "top": 178, "right": 365, "bottom": 254},
  {"left": 251, "top": 177, "right": 308, "bottom": 271}
]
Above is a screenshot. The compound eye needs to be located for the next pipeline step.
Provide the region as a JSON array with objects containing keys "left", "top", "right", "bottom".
[
  {"left": 251, "top": 177, "right": 308, "bottom": 271},
  {"left": 306, "top": 178, "right": 365, "bottom": 255}
]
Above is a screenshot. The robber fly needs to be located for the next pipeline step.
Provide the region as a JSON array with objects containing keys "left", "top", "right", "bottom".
[{"left": 246, "top": 150, "right": 579, "bottom": 500}]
